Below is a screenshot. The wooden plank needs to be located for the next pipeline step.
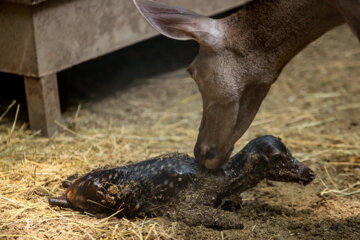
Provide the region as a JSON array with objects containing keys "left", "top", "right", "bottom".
[
  {"left": 0, "top": 3, "right": 38, "bottom": 76},
  {"left": 24, "top": 74, "right": 61, "bottom": 136},
  {"left": 32, "top": 0, "right": 246, "bottom": 77},
  {"left": 0, "top": 0, "right": 247, "bottom": 77}
]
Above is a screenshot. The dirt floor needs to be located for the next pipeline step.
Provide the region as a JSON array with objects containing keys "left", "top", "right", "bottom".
[{"left": 1, "top": 25, "right": 360, "bottom": 239}]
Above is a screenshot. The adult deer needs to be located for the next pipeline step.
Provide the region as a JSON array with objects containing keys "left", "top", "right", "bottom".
[{"left": 133, "top": 0, "right": 360, "bottom": 169}]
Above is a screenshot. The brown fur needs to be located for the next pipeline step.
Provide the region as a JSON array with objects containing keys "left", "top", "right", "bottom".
[{"left": 133, "top": 0, "right": 359, "bottom": 169}]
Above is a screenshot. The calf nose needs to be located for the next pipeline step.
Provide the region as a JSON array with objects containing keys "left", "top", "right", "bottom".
[
  {"left": 307, "top": 169, "right": 316, "bottom": 181},
  {"left": 301, "top": 167, "right": 316, "bottom": 185}
]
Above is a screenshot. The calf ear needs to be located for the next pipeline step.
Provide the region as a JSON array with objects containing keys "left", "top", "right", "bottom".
[{"left": 133, "top": 0, "right": 221, "bottom": 44}]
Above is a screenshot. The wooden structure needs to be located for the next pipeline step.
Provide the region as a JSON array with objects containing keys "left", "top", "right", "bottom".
[{"left": 0, "top": 0, "right": 245, "bottom": 136}]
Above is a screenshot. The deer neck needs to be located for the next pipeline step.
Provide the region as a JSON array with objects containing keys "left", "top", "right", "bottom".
[{"left": 222, "top": 0, "right": 344, "bottom": 75}]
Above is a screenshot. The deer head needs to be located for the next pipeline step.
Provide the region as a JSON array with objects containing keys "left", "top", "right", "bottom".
[{"left": 133, "top": 0, "right": 277, "bottom": 169}]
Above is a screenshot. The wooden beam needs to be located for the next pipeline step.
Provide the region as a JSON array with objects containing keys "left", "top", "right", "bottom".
[{"left": 24, "top": 74, "right": 61, "bottom": 136}]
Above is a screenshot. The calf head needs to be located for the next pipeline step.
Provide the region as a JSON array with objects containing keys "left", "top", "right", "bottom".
[
  {"left": 133, "top": 0, "right": 274, "bottom": 169},
  {"left": 244, "top": 135, "right": 315, "bottom": 185}
]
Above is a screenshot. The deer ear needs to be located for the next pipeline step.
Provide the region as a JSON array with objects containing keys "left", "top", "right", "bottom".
[{"left": 133, "top": 0, "right": 221, "bottom": 44}]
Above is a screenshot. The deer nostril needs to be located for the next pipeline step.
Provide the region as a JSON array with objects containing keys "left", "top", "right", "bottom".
[{"left": 205, "top": 148, "right": 216, "bottom": 159}]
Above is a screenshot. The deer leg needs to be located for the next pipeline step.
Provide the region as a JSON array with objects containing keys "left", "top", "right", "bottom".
[{"left": 24, "top": 74, "right": 61, "bottom": 137}]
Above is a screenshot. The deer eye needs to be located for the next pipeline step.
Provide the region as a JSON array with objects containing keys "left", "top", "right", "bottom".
[
  {"left": 186, "top": 67, "right": 196, "bottom": 78},
  {"left": 186, "top": 68, "right": 192, "bottom": 76}
]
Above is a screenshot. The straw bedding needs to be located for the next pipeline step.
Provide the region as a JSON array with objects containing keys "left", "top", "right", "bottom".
[{"left": 0, "top": 25, "right": 359, "bottom": 239}]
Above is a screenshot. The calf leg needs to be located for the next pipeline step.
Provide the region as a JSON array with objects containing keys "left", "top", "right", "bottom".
[
  {"left": 217, "top": 194, "right": 243, "bottom": 212},
  {"left": 167, "top": 203, "right": 244, "bottom": 230}
]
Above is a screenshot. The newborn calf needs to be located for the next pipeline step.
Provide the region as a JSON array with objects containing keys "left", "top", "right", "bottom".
[{"left": 49, "top": 135, "right": 315, "bottom": 229}]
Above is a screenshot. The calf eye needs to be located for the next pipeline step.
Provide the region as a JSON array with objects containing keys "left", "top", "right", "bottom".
[{"left": 273, "top": 154, "right": 283, "bottom": 161}]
